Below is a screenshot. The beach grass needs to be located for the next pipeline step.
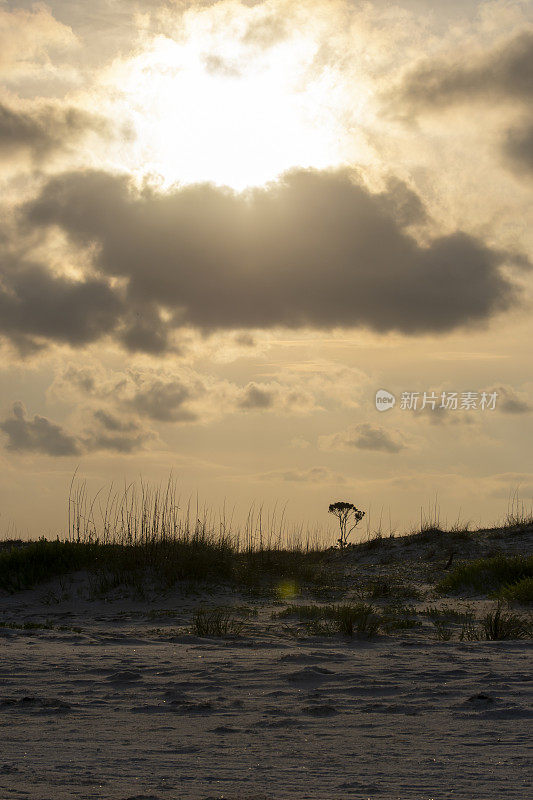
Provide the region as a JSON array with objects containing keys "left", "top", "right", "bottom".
[{"left": 437, "top": 554, "right": 533, "bottom": 595}]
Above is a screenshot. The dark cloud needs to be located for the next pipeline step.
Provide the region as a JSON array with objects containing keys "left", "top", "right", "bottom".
[
  {"left": 233, "top": 332, "right": 255, "bottom": 347},
  {"left": 0, "top": 257, "right": 124, "bottom": 353},
  {"left": 237, "top": 381, "right": 317, "bottom": 413},
  {"left": 394, "top": 31, "right": 533, "bottom": 177},
  {"left": 397, "top": 31, "right": 533, "bottom": 110},
  {"left": 84, "top": 431, "right": 151, "bottom": 453},
  {"left": 54, "top": 364, "right": 318, "bottom": 429},
  {"left": 129, "top": 379, "right": 200, "bottom": 423},
  {"left": 502, "top": 119, "right": 533, "bottom": 174},
  {"left": 0, "top": 101, "right": 114, "bottom": 161},
  {"left": 61, "top": 366, "right": 96, "bottom": 394},
  {"left": 321, "top": 423, "right": 405, "bottom": 453},
  {"left": 119, "top": 304, "right": 174, "bottom": 354},
  {"left": 492, "top": 385, "right": 532, "bottom": 415},
  {"left": 238, "top": 383, "right": 275, "bottom": 410},
  {"left": 377, "top": 177, "right": 428, "bottom": 227},
  {"left": 21, "top": 167, "right": 527, "bottom": 346},
  {"left": 0, "top": 401, "right": 80, "bottom": 456},
  {"left": 0, "top": 401, "right": 153, "bottom": 456},
  {"left": 92, "top": 409, "right": 139, "bottom": 432},
  {"left": 1, "top": 332, "right": 46, "bottom": 358},
  {"left": 83, "top": 410, "right": 154, "bottom": 453}
]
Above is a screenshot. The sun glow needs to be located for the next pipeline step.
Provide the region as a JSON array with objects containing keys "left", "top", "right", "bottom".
[{"left": 105, "top": 31, "right": 361, "bottom": 190}]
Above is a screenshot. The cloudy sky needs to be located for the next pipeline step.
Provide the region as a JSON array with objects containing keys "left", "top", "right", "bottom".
[{"left": 0, "top": 0, "right": 532, "bottom": 541}]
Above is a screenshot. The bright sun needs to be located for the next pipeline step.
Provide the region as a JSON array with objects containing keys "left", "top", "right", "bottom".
[{"left": 105, "top": 32, "right": 361, "bottom": 190}]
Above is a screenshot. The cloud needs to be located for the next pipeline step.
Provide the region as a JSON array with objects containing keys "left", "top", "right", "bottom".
[
  {"left": 397, "top": 31, "right": 533, "bottom": 110},
  {"left": 53, "top": 366, "right": 208, "bottom": 423},
  {"left": 487, "top": 472, "right": 533, "bottom": 501},
  {"left": 60, "top": 365, "right": 97, "bottom": 395},
  {"left": 0, "top": 257, "right": 124, "bottom": 353},
  {"left": 258, "top": 466, "right": 346, "bottom": 484},
  {"left": 320, "top": 422, "right": 406, "bottom": 453},
  {"left": 53, "top": 364, "right": 224, "bottom": 426},
  {"left": 0, "top": 101, "right": 113, "bottom": 162},
  {"left": 20, "top": 167, "right": 527, "bottom": 352},
  {"left": 238, "top": 383, "right": 275, "bottom": 410},
  {"left": 118, "top": 303, "right": 175, "bottom": 354},
  {"left": 0, "top": 5, "right": 77, "bottom": 75},
  {"left": 52, "top": 363, "right": 320, "bottom": 428},
  {"left": 502, "top": 118, "right": 533, "bottom": 174},
  {"left": 393, "top": 30, "right": 533, "bottom": 177},
  {"left": 0, "top": 401, "right": 154, "bottom": 457},
  {"left": 0, "top": 402, "right": 80, "bottom": 456},
  {"left": 267, "top": 361, "right": 370, "bottom": 410},
  {"left": 83, "top": 409, "right": 155, "bottom": 453},
  {"left": 241, "top": 14, "right": 288, "bottom": 47},
  {"left": 418, "top": 403, "right": 478, "bottom": 426},
  {"left": 92, "top": 409, "right": 139, "bottom": 432},
  {"left": 129, "top": 378, "right": 200, "bottom": 423},
  {"left": 203, "top": 53, "right": 242, "bottom": 78},
  {"left": 492, "top": 385, "right": 533, "bottom": 414},
  {"left": 237, "top": 382, "right": 317, "bottom": 413}
]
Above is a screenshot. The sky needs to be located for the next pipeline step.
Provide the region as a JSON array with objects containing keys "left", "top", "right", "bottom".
[{"left": 0, "top": 0, "right": 532, "bottom": 542}]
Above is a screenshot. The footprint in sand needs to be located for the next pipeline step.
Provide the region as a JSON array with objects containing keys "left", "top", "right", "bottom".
[
  {"left": 300, "top": 703, "right": 339, "bottom": 716},
  {"left": 279, "top": 651, "right": 347, "bottom": 664},
  {"left": 285, "top": 666, "right": 335, "bottom": 685},
  {"left": 106, "top": 670, "right": 142, "bottom": 683},
  {"left": 0, "top": 696, "right": 72, "bottom": 713},
  {"left": 211, "top": 725, "right": 241, "bottom": 733}
]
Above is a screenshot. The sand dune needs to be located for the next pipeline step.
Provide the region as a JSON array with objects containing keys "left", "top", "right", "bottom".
[{"left": 0, "top": 527, "right": 531, "bottom": 799}]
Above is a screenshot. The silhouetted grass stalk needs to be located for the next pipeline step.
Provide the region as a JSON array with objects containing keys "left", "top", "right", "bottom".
[{"left": 1, "top": 476, "right": 327, "bottom": 593}]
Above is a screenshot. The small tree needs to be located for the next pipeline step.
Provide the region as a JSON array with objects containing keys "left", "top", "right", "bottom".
[{"left": 329, "top": 501, "right": 365, "bottom": 549}]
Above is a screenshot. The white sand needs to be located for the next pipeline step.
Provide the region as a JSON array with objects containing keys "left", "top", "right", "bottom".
[{"left": 0, "top": 574, "right": 531, "bottom": 800}]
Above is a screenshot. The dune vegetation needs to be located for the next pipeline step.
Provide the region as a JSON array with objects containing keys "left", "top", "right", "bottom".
[{"left": 0, "top": 478, "right": 531, "bottom": 643}]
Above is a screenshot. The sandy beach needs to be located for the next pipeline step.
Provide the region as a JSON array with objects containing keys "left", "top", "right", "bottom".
[{"left": 1, "top": 527, "right": 531, "bottom": 800}]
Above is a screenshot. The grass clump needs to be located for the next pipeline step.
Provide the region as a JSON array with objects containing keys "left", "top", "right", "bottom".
[
  {"left": 0, "top": 621, "right": 82, "bottom": 633},
  {"left": 0, "top": 475, "right": 322, "bottom": 597},
  {"left": 234, "top": 548, "right": 327, "bottom": 592},
  {"left": 192, "top": 607, "right": 244, "bottom": 637},
  {"left": 437, "top": 554, "right": 533, "bottom": 595},
  {"left": 496, "top": 577, "right": 533, "bottom": 605},
  {"left": 0, "top": 537, "right": 236, "bottom": 594},
  {"left": 0, "top": 540, "right": 97, "bottom": 593},
  {"left": 0, "top": 620, "right": 53, "bottom": 631},
  {"left": 275, "top": 602, "right": 381, "bottom": 638},
  {"left": 380, "top": 603, "right": 421, "bottom": 633},
  {"left": 421, "top": 604, "right": 474, "bottom": 623},
  {"left": 432, "top": 621, "right": 454, "bottom": 641},
  {"left": 460, "top": 603, "right": 531, "bottom": 641},
  {"left": 333, "top": 603, "right": 380, "bottom": 638},
  {"left": 422, "top": 604, "right": 476, "bottom": 642},
  {"left": 362, "top": 577, "right": 422, "bottom": 601},
  {"left": 0, "top": 535, "right": 333, "bottom": 598},
  {"left": 481, "top": 603, "right": 531, "bottom": 640}
]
